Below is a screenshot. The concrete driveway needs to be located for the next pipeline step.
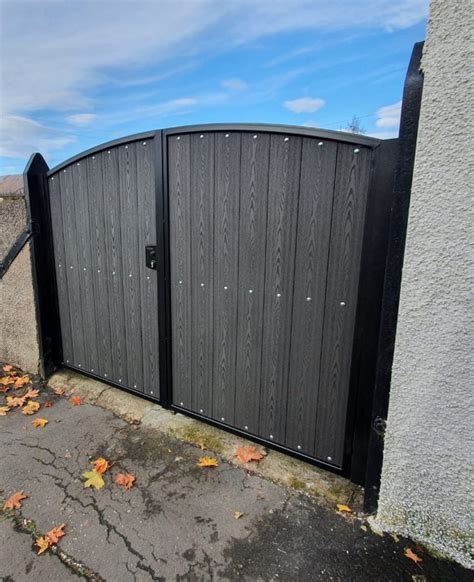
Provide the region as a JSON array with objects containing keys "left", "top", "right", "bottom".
[{"left": 0, "top": 370, "right": 471, "bottom": 581}]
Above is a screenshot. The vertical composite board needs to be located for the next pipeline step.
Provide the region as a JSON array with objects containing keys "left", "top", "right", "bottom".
[
  {"left": 168, "top": 130, "right": 373, "bottom": 468},
  {"left": 48, "top": 138, "right": 160, "bottom": 399}
]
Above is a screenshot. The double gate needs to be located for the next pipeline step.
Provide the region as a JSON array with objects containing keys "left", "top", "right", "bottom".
[{"left": 31, "top": 124, "right": 397, "bottom": 478}]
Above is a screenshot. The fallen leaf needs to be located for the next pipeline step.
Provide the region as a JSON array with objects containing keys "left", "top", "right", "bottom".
[
  {"left": 404, "top": 548, "right": 423, "bottom": 564},
  {"left": 115, "top": 473, "right": 136, "bottom": 490},
  {"left": 0, "top": 406, "right": 10, "bottom": 416},
  {"left": 0, "top": 385, "right": 11, "bottom": 394},
  {"left": 336, "top": 504, "right": 352, "bottom": 513},
  {"left": 411, "top": 575, "right": 427, "bottom": 582},
  {"left": 14, "top": 375, "right": 30, "bottom": 389},
  {"left": 43, "top": 400, "right": 54, "bottom": 408},
  {"left": 83, "top": 470, "right": 105, "bottom": 489},
  {"left": 0, "top": 376, "right": 15, "bottom": 386},
  {"left": 6, "top": 395, "right": 26, "bottom": 408},
  {"left": 70, "top": 395, "right": 82, "bottom": 406},
  {"left": 3, "top": 365, "right": 13, "bottom": 372},
  {"left": 92, "top": 457, "right": 110, "bottom": 474},
  {"left": 235, "top": 445, "right": 266, "bottom": 463},
  {"left": 22, "top": 400, "right": 40, "bottom": 415},
  {"left": 24, "top": 388, "right": 40, "bottom": 399},
  {"left": 32, "top": 418, "right": 49, "bottom": 428},
  {"left": 35, "top": 536, "right": 50, "bottom": 555},
  {"left": 197, "top": 456, "right": 219, "bottom": 468},
  {"left": 54, "top": 387, "right": 65, "bottom": 396},
  {"left": 3, "top": 491, "right": 28, "bottom": 510},
  {"left": 234, "top": 511, "right": 244, "bottom": 519},
  {"left": 45, "top": 523, "right": 66, "bottom": 544}
]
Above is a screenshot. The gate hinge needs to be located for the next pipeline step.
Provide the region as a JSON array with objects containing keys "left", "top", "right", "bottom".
[{"left": 373, "top": 416, "right": 386, "bottom": 439}]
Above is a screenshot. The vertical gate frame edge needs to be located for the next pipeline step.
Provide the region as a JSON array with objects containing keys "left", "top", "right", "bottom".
[
  {"left": 362, "top": 41, "right": 425, "bottom": 512},
  {"left": 155, "top": 130, "right": 173, "bottom": 406},
  {"left": 23, "top": 152, "right": 63, "bottom": 377}
]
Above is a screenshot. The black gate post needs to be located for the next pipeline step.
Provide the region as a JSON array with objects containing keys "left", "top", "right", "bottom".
[
  {"left": 23, "top": 153, "right": 62, "bottom": 377},
  {"left": 363, "top": 42, "right": 424, "bottom": 512}
]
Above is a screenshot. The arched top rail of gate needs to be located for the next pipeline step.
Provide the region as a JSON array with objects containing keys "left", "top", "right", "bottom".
[{"left": 47, "top": 123, "right": 382, "bottom": 177}]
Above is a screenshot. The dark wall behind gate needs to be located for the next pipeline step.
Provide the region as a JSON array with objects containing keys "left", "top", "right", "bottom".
[
  {"left": 167, "top": 129, "right": 373, "bottom": 468},
  {"left": 40, "top": 123, "right": 392, "bottom": 477}
]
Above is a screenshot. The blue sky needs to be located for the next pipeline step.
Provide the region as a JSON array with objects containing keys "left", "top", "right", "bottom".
[{"left": 0, "top": 1, "right": 428, "bottom": 174}]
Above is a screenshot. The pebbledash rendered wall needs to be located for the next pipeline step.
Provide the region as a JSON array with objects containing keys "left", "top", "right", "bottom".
[{"left": 375, "top": 0, "right": 473, "bottom": 568}]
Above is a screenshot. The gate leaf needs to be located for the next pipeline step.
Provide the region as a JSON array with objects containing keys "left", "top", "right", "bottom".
[
  {"left": 6, "top": 395, "right": 26, "bottom": 408},
  {"left": 24, "top": 388, "right": 40, "bottom": 399},
  {"left": 54, "top": 387, "right": 65, "bottom": 396},
  {"left": 3, "top": 491, "right": 27, "bottom": 510},
  {"left": 92, "top": 457, "right": 110, "bottom": 474},
  {"left": 0, "top": 406, "right": 10, "bottom": 416},
  {"left": 32, "top": 418, "right": 49, "bottom": 428},
  {"left": 70, "top": 395, "right": 82, "bottom": 406},
  {"left": 336, "top": 504, "right": 352, "bottom": 513},
  {"left": 3, "top": 364, "right": 13, "bottom": 372},
  {"left": 22, "top": 400, "right": 40, "bottom": 415},
  {"left": 45, "top": 523, "right": 66, "bottom": 545},
  {"left": 404, "top": 548, "right": 423, "bottom": 564},
  {"left": 0, "top": 376, "right": 15, "bottom": 386},
  {"left": 14, "top": 375, "right": 30, "bottom": 389}
]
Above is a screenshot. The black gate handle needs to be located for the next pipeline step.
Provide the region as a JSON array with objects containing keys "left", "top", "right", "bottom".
[{"left": 146, "top": 245, "right": 157, "bottom": 270}]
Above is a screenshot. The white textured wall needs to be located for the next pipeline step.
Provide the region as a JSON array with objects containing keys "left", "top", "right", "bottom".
[{"left": 376, "top": 0, "right": 474, "bottom": 568}]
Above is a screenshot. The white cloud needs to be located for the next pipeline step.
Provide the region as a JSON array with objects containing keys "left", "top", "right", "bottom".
[
  {"left": 221, "top": 78, "right": 248, "bottom": 91},
  {"left": 284, "top": 97, "right": 325, "bottom": 114},
  {"left": 375, "top": 100, "right": 402, "bottom": 128},
  {"left": 66, "top": 113, "right": 98, "bottom": 126},
  {"left": 0, "top": 0, "right": 427, "bottom": 161}
]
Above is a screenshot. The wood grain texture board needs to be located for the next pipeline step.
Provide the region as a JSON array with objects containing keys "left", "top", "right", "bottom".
[
  {"left": 258, "top": 134, "right": 302, "bottom": 442},
  {"left": 212, "top": 132, "right": 241, "bottom": 424},
  {"left": 168, "top": 134, "right": 192, "bottom": 408},
  {"left": 314, "top": 144, "right": 372, "bottom": 466},
  {"left": 284, "top": 138, "right": 337, "bottom": 452},
  {"left": 234, "top": 132, "right": 271, "bottom": 433}
]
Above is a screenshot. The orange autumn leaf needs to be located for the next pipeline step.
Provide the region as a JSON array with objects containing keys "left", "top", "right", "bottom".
[
  {"left": 6, "top": 395, "right": 26, "bottom": 408},
  {"left": 70, "top": 395, "right": 82, "bottom": 406},
  {"left": 336, "top": 504, "right": 352, "bottom": 513},
  {"left": 54, "top": 387, "right": 65, "bottom": 396},
  {"left": 45, "top": 523, "right": 66, "bottom": 545},
  {"left": 92, "top": 457, "right": 110, "bottom": 474},
  {"left": 44, "top": 401, "right": 54, "bottom": 408},
  {"left": 235, "top": 446, "right": 266, "bottom": 463},
  {"left": 197, "top": 456, "right": 219, "bottom": 468},
  {"left": 0, "top": 385, "right": 11, "bottom": 394},
  {"left": 3, "top": 364, "right": 13, "bottom": 372},
  {"left": 0, "top": 376, "right": 15, "bottom": 386},
  {"left": 0, "top": 406, "right": 10, "bottom": 416},
  {"left": 32, "top": 418, "right": 48, "bottom": 428},
  {"left": 3, "top": 491, "right": 27, "bottom": 510},
  {"left": 115, "top": 473, "right": 136, "bottom": 490},
  {"left": 24, "top": 388, "right": 40, "bottom": 399},
  {"left": 36, "top": 536, "right": 50, "bottom": 555},
  {"left": 14, "top": 375, "right": 30, "bottom": 389},
  {"left": 404, "top": 548, "right": 423, "bottom": 564},
  {"left": 22, "top": 400, "right": 40, "bottom": 415}
]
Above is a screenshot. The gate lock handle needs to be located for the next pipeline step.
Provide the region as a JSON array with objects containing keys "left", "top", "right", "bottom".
[{"left": 146, "top": 245, "right": 157, "bottom": 270}]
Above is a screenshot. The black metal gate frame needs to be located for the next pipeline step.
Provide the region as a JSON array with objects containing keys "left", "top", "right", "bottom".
[{"left": 23, "top": 43, "right": 423, "bottom": 510}]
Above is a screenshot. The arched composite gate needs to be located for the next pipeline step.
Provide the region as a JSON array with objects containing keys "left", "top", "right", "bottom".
[{"left": 26, "top": 124, "right": 398, "bottom": 480}]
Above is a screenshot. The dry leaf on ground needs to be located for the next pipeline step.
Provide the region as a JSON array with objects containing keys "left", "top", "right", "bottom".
[
  {"left": 3, "top": 365, "right": 13, "bottom": 372},
  {"left": 0, "top": 406, "right": 10, "bottom": 416},
  {"left": 0, "top": 376, "right": 15, "bottom": 386},
  {"left": 35, "top": 536, "right": 50, "bottom": 555},
  {"left": 92, "top": 457, "right": 110, "bottom": 474},
  {"left": 197, "top": 456, "right": 219, "bottom": 468},
  {"left": 6, "top": 395, "right": 26, "bottom": 408},
  {"left": 45, "top": 523, "right": 66, "bottom": 545},
  {"left": 44, "top": 401, "right": 53, "bottom": 408},
  {"left": 22, "top": 401, "right": 40, "bottom": 415},
  {"left": 14, "top": 375, "right": 30, "bottom": 389},
  {"left": 404, "top": 548, "right": 423, "bottom": 564},
  {"left": 24, "top": 388, "right": 40, "bottom": 399},
  {"left": 115, "top": 473, "right": 136, "bottom": 490},
  {"left": 32, "top": 418, "right": 49, "bottom": 428},
  {"left": 83, "top": 470, "right": 105, "bottom": 489},
  {"left": 70, "top": 396, "right": 82, "bottom": 406},
  {"left": 235, "top": 445, "right": 266, "bottom": 463},
  {"left": 3, "top": 491, "right": 27, "bottom": 510},
  {"left": 233, "top": 511, "right": 244, "bottom": 519},
  {"left": 54, "top": 387, "right": 65, "bottom": 396},
  {"left": 336, "top": 504, "right": 352, "bottom": 513}
]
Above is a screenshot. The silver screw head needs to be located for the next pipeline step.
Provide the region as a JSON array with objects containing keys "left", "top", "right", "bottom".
[
  {"left": 354, "top": 148, "right": 360, "bottom": 153},
  {"left": 276, "top": 293, "right": 281, "bottom": 298},
  {"left": 327, "top": 456, "right": 332, "bottom": 461},
  {"left": 66, "top": 359, "right": 69, "bottom": 363},
  {"left": 143, "top": 142, "right": 146, "bottom": 145},
  {"left": 244, "top": 425, "right": 249, "bottom": 430},
  {"left": 83, "top": 267, "right": 87, "bottom": 271},
  {"left": 78, "top": 363, "right": 81, "bottom": 368},
  {"left": 340, "top": 301, "right": 346, "bottom": 306},
  {"left": 225, "top": 134, "right": 229, "bottom": 138},
  {"left": 177, "top": 136, "right": 181, "bottom": 140},
  {"left": 200, "top": 283, "right": 204, "bottom": 287},
  {"left": 306, "top": 296, "right": 311, "bottom": 302},
  {"left": 318, "top": 141, "right": 323, "bottom": 146},
  {"left": 248, "top": 289, "right": 253, "bottom": 294},
  {"left": 104, "top": 373, "right": 107, "bottom": 377},
  {"left": 199, "top": 408, "right": 203, "bottom": 413},
  {"left": 91, "top": 369, "right": 94, "bottom": 372},
  {"left": 284, "top": 137, "right": 289, "bottom": 142},
  {"left": 133, "top": 384, "right": 137, "bottom": 388},
  {"left": 107, "top": 150, "right": 111, "bottom": 154},
  {"left": 297, "top": 445, "right": 302, "bottom": 450},
  {"left": 58, "top": 264, "right": 62, "bottom": 268},
  {"left": 179, "top": 280, "right": 183, "bottom": 285},
  {"left": 125, "top": 145, "right": 128, "bottom": 149},
  {"left": 119, "top": 379, "right": 122, "bottom": 383},
  {"left": 269, "top": 434, "right": 274, "bottom": 440},
  {"left": 180, "top": 402, "right": 184, "bottom": 406},
  {"left": 147, "top": 276, "right": 150, "bottom": 280},
  {"left": 200, "top": 134, "right": 204, "bottom": 138},
  {"left": 92, "top": 156, "right": 95, "bottom": 160},
  {"left": 253, "top": 135, "right": 257, "bottom": 139},
  {"left": 221, "top": 417, "right": 225, "bottom": 421},
  {"left": 224, "top": 285, "right": 228, "bottom": 290},
  {"left": 77, "top": 162, "right": 80, "bottom": 166},
  {"left": 129, "top": 273, "right": 132, "bottom": 277},
  {"left": 150, "top": 390, "right": 154, "bottom": 395}
]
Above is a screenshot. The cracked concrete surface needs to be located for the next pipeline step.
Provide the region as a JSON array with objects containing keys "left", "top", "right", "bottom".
[{"left": 1, "top": 387, "right": 472, "bottom": 580}]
